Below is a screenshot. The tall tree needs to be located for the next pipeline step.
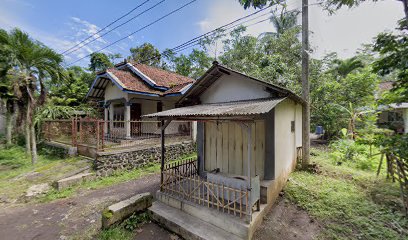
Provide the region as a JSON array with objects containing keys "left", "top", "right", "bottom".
[
  {"left": 262, "top": 7, "right": 299, "bottom": 38},
  {"left": 89, "top": 52, "right": 113, "bottom": 72},
  {"left": 172, "top": 49, "right": 212, "bottom": 79},
  {"left": 239, "top": 0, "right": 408, "bottom": 21},
  {"left": 108, "top": 53, "right": 123, "bottom": 64},
  {"left": 130, "top": 43, "right": 161, "bottom": 66},
  {"left": 330, "top": 56, "right": 364, "bottom": 78},
  {"left": 0, "top": 28, "right": 64, "bottom": 164},
  {"left": 372, "top": 20, "right": 408, "bottom": 102},
  {"left": 49, "top": 66, "right": 95, "bottom": 106}
]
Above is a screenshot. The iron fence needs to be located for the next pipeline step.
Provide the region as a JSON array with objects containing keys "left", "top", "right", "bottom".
[{"left": 42, "top": 118, "right": 193, "bottom": 151}]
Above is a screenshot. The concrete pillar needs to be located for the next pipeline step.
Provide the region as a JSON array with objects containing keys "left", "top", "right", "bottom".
[
  {"left": 125, "top": 102, "right": 131, "bottom": 138},
  {"left": 109, "top": 104, "right": 114, "bottom": 130},
  {"left": 192, "top": 121, "right": 197, "bottom": 143},
  {"left": 104, "top": 105, "right": 109, "bottom": 134},
  {"left": 404, "top": 108, "right": 408, "bottom": 134}
]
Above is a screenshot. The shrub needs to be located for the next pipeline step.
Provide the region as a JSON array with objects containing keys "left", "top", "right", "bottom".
[{"left": 329, "top": 139, "right": 376, "bottom": 170}]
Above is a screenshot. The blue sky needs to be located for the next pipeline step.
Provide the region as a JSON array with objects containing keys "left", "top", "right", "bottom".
[{"left": 0, "top": 0, "right": 404, "bottom": 67}]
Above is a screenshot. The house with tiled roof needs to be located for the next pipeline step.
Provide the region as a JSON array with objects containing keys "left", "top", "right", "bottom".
[
  {"left": 86, "top": 60, "right": 194, "bottom": 138},
  {"left": 377, "top": 81, "right": 408, "bottom": 134}
]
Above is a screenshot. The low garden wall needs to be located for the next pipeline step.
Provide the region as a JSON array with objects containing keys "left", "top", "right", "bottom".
[{"left": 94, "top": 141, "right": 195, "bottom": 177}]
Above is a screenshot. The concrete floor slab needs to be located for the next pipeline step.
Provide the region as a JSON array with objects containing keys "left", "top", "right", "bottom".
[{"left": 149, "top": 201, "right": 243, "bottom": 240}]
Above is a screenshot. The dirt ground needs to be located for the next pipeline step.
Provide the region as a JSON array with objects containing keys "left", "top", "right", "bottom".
[
  {"left": 0, "top": 171, "right": 321, "bottom": 240},
  {"left": 0, "top": 173, "right": 161, "bottom": 240},
  {"left": 254, "top": 196, "right": 322, "bottom": 240}
]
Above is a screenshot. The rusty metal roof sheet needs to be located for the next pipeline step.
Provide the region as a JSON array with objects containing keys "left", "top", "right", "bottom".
[{"left": 144, "top": 97, "right": 286, "bottom": 118}]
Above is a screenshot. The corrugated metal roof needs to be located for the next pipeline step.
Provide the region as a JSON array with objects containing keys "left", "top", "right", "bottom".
[
  {"left": 144, "top": 98, "right": 286, "bottom": 118},
  {"left": 390, "top": 102, "right": 408, "bottom": 109}
]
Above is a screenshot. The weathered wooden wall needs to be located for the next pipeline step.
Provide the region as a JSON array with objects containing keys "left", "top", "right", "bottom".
[{"left": 204, "top": 120, "right": 265, "bottom": 179}]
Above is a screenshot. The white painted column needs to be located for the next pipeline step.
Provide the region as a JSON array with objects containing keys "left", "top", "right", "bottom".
[
  {"left": 104, "top": 106, "right": 108, "bottom": 134},
  {"left": 109, "top": 104, "right": 114, "bottom": 131},
  {"left": 125, "top": 102, "right": 131, "bottom": 138},
  {"left": 404, "top": 108, "right": 408, "bottom": 134},
  {"left": 192, "top": 121, "right": 197, "bottom": 142}
]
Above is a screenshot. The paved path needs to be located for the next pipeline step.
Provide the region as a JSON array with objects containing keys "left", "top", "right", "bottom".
[{"left": 0, "top": 173, "right": 160, "bottom": 240}]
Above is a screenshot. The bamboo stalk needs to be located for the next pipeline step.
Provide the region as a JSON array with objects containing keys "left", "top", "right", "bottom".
[
  {"left": 222, "top": 183, "right": 225, "bottom": 213},
  {"left": 227, "top": 188, "right": 230, "bottom": 214},
  {"left": 240, "top": 186, "right": 243, "bottom": 218}
]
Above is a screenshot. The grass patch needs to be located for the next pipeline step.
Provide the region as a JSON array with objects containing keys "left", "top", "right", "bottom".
[
  {"left": 98, "top": 227, "right": 133, "bottom": 240},
  {"left": 285, "top": 147, "right": 408, "bottom": 239},
  {"left": 39, "top": 153, "right": 197, "bottom": 203},
  {"left": 0, "top": 145, "right": 88, "bottom": 201},
  {"left": 97, "top": 212, "right": 151, "bottom": 240}
]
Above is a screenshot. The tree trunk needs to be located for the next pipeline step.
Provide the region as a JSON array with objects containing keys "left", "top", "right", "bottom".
[
  {"left": 25, "top": 106, "right": 31, "bottom": 156},
  {"left": 402, "top": 0, "right": 408, "bottom": 22},
  {"left": 5, "top": 111, "right": 12, "bottom": 146},
  {"left": 30, "top": 123, "right": 38, "bottom": 165}
]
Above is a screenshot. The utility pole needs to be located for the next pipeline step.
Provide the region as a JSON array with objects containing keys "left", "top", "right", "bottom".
[{"left": 302, "top": 0, "right": 310, "bottom": 167}]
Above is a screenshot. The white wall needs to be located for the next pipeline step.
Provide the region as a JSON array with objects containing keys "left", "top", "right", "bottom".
[
  {"left": 274, "top": 99, "right": 298, "bottom": 178},
  {"left": 295, "top": 104, "right": 303, "bottom": 147},
  {"left": 104, "top": 82, "right": 127, "bottom": 101},
  {"left": 200, "top": 73, "right": 270, "bottom": 104}
]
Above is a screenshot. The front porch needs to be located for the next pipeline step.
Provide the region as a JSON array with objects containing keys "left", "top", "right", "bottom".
[{"left": 159, "top": 157, "right": 260, "bottom": 221}]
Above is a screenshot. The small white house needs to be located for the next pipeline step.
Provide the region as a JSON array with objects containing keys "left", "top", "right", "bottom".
[
  {"left": 146, "top": 62, "right": 304, "bottom": 240},
  {"left": 377, "top": 82, "right": 408, "bottom": 134}
]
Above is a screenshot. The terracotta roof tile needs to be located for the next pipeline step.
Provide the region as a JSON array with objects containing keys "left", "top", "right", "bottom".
[
  {"left": 131, "top": 62, "right": 194, "bottom": 87},
  {"left": 379, "top": 81, "right": 394, "bottom": 91},
  {"left": 107, "top": 69, "right": 162, "bottom": 95},
  {"left": 105, "top": 66, "right": 193, "bottom": 96},
  {"left": 164, "top": 82, "right": 192, "bottom": 95}
]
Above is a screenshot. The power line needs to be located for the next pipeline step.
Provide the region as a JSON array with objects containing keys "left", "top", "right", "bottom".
[
  {"left": 138, "top": 15, "right": 274, "bottom": 65},
  {"left": 171, "top": 17, "right": 272, "bottom": 54},
  {"left": 170, "top": 6, "right": 272, "bottom": 52},
  {"left": 64, "top": 0, "right": 166, "bottom": 56},
  {"left": 66, "top": 0, "right": 197, "bottom": 66},
  {"left": 170, "top": 13, "right": 272, "bottom": 53},
  {"left": 61, "top": 0, "right": 152, "bottom": 55}
]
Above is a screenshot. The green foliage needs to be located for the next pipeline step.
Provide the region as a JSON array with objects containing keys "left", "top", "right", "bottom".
[
  {"left": 311, "top": 62, "right": 379, "bottom": 138},
  {"left": 48, "top": 66, "right": 95, "bottom": 106},
  {"left": 330, "top": 56, "right": 364, "bottom": 79},
  {"left": 377, "top": 134, "right": 408, "bottom": 160},
  {"left": 123, "top": 212, "right": 150, "bottom": 231},
  {"left": 89, "top": 52, "right": 113, "bottom": 72},
  {"left": 373, "top": 19, "right": 408, "bottom": 102},
  {"left": 329, "top": 139, "right": 377, "bottom": 170},
  {"left": 214, "top": 24, "right": 301, "bottom": 93},
  {"left": 130, "top": 42, "right": 161, "bottom": 66},
  {"left": 98, "top": 227, "right": 132, "bottom": 240},
  {"left": 171, "top": 49, "right": 213, "bottom": 79},
  {"left": 285, "top": 148, "right": 408, "bottom": 239},
  {"left": 0, "top": 145, "right": 87, "bottom": 201}
]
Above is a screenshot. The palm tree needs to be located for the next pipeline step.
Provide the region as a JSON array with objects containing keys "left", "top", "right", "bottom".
[
  {"left": 0, "top": 28, "right": 64, "bottom": 164},
  {"left": 259, "top": 7, "right": 300, "bottom": 38},
  {"left": 331, "top": 56, "right": 364, "bottom": 78}
]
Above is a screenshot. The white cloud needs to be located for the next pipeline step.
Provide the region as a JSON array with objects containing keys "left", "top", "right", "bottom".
[{"left": 70, "top": 16, "right": 107, "bottom": 44}]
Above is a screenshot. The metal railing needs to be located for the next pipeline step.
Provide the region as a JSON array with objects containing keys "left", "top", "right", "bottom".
[{"left": 42, "top": 118, "right": 192, "bottom": 151}]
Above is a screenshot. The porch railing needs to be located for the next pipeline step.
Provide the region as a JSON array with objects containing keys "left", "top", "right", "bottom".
[
  {"left": 161, "top": 158, "right": 252, "bottom": 219},
  {"left": 42, "top": 118, "right": 192, "bottom": 151}
]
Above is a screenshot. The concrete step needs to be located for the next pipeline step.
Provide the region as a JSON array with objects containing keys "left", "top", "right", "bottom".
[
  {"left": 55, "top": 172, "right": 94, "bottom": 190},
  {"left": 149, "top": 201, "right": 243, "bottom": 240}
]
